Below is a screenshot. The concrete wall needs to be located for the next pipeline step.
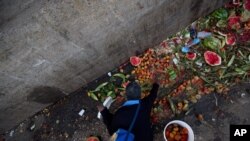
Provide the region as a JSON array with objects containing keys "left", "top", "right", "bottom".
[{"left": 0, "top": 0, "right": 230, "bottom": 132}]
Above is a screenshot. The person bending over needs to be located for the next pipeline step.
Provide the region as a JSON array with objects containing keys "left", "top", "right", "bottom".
[{"left": 97, "top": 81, "right": 159, "bottom": 141}]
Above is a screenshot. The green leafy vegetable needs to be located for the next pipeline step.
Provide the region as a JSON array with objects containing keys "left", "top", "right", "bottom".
[
  {"left": 167, "top": 97, "right": 176, "bottom": 115},
  {"left": 89, "top": 92, "right": 98, "bottom": 101},
  {"left": 94, "top": 82, "right": 108, "bottom": 91},
  {"left": 216, "top": 19, "right": 227, "bottom": 28},
  {"left": 241, "top": 10, "right": 250, "bottom": 22},
  {"left": 168, "top": 69, "right": 177, "bottom": 80},
  {"left": 227, "top": 55, "right": 235, "bottom": 67},
  {"left": 113, "top": 73, "right": 126, "bottom": 82},
  {"left": 107, "top": 91, "right": 116, "bottom": 98}
]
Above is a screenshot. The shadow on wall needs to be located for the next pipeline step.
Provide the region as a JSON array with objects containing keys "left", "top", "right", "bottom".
[{"left": 27, "top": 86, "right": 66, "bottom": 104}]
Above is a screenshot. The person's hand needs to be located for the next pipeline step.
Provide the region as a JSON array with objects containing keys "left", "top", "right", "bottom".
[
  {"left": 97, "top": 105, "right": 104, "bottom": 112},
  {"left": 152, "top": 71, "right": 161, "bottom": 84}
]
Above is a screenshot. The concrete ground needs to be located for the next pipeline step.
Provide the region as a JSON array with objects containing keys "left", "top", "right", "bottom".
[{"left": 1, "top": 80, "right": 249, "bottom": 141}]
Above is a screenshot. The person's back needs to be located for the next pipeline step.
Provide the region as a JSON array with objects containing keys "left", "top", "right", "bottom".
[{"left": 99, "top": 82, "right": 159, "bottom": 141}]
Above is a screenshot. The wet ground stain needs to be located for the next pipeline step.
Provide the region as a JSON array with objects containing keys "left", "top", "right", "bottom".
[{"left": 27, "top": 86, "right": 66, "bottom": 104}]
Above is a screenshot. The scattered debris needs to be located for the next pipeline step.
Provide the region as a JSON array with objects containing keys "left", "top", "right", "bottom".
[
  {"left": 9, "top": 130, "right": 14, "bottom": 137},
  {"left": 107, "top": 72, "right": 112, "bottom": 77},
  {"left": 64, "top": 132, "right": 69, "bottom": 138},
  {"left": 78, "top": 109, "right": 85, "bottom": 117},
  {"left": 241, "top": 93, "right": 246, "bottom": 98},
  {"left": 213, "top": 93, "right": 218, "bottom": 107},
  {"left": 30, "top": 124, "right": 36, "bottom": 131}
]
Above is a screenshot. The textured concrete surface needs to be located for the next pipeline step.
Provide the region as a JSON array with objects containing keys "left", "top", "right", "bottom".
[{"left": 0, "top": 0, "right": 230, "bottom": 132}]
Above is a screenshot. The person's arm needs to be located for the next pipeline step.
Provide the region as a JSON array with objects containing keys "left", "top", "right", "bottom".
[
  {"left": 143, "top": 72, "right": 160, "bottom": 103},
  {"left": 145, "top": 83, "right": 159, "bottom": 102},
  {"left": 100, "top": 107, "right": 115, "bottom": 135}
]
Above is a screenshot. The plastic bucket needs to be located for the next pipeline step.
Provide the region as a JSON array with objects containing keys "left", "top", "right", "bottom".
[{"left": 163, "top": 120, "right": 194, "bottom": 141}]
